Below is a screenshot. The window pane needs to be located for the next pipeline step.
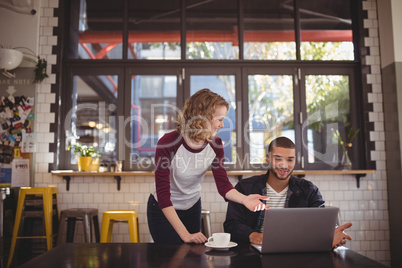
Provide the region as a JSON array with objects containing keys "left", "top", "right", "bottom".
[
  {"left": 300, "top": 0, "right": 354, "bottom": 60},
  {"left": 244, "top": 0, "right": 296, "bottom": 60},
  {"left": 67, "top": 75, "right": 118, "bottom": 167},
  {"left": 248, "top": 75, "right": 294, "bottom": 164},
  {"left": 305, "top": 75, "right": 350, "bottom": 167},
  {"left": 69, "top": 0, "right": 124, "bottom": 59},
  {"left": 130, "top": 75, "right": 177, "bottom": 167},
  {"left": 128, "top": 0, "right": 181, "bottom": 60},
  {"left": 190, "top": 76, "right": 236, "bottom": 164},
  {"left": 186, "top": 0, "right": 239, "bottom": 60}
]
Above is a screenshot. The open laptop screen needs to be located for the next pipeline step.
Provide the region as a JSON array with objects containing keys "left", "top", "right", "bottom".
[{"left": 252, "top": 207, "right": 339, "bottom": 253}]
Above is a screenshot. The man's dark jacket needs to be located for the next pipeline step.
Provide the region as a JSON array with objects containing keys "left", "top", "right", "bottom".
[{"left": 223, "top": 170, "right": 325, "bottom": 243}]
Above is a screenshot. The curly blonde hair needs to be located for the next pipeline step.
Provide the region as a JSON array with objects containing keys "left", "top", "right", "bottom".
[{"left": 177, "top": 88, "right": 229, "bottom": 142}]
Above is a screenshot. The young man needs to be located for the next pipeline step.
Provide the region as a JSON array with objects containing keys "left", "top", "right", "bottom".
[{"left": 224, "top": 137, "right": 352, "bottom": 248}]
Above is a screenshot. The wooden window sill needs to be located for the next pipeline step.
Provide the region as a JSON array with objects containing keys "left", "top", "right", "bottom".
[{"left": 51, "top": 169, "right": 375, "bottom": 191}]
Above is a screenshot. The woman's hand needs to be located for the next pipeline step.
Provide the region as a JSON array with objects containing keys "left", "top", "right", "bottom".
[
  {"left": 332, "top": 222, "right": 352, "bottom": 248},
  {"left": 181, "top": 232, "right": 208, "bottom": 244},
  {"left": 242, "top": 194, "right": 270, "bottom": 212},
  {"left": 225, "top": 190, "right": 269, "bottom": 212}
]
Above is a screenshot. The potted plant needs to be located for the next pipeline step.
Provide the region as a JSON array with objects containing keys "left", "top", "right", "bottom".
[
  {"left": 68, "top": 143, "right": 97, "bottom": 171},
  {"left": 0, "top": 45, "right": 49, "bottom": 83}
]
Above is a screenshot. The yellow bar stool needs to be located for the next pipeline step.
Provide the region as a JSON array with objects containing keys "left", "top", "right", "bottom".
[
  {"left": 100, "top": 210, "right": 140, "bottom": 243},
  {"left": 7, "top": 187, "right": 59, "bottom": 268}
]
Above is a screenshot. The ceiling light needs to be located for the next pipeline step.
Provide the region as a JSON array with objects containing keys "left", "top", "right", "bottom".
[{"left": 155, "top": 115, "right": 167, "bottom": 124}]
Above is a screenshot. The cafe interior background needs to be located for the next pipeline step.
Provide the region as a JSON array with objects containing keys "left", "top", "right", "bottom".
[{"left": 0, "top": 0, "right": 401, "bottom": 267}]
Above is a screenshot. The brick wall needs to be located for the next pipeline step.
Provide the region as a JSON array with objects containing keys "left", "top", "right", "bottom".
[{"left": 33, "top": 0, "right": 391, "bottom": 266}]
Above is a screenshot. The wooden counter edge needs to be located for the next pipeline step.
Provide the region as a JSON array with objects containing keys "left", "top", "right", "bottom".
[{"left": 51, "top": 169, "right": 376, "bottom": 177}]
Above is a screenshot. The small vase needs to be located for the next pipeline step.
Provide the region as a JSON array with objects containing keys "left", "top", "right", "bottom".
[
  {"left": 340, "top": 151, "right": 352, "bottom": 170},
  {"left": 77, "top": 156, "right": 92, "bottom": 171},
  {"left": 90, "top": 157, "right": 100, "bottom": 172}
]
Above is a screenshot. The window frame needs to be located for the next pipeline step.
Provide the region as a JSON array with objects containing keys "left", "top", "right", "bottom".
[
  {"left": 299, "top": 65, "right": 363, "bottom": 170},
  {"left": 124, "top": 66, "right": 182, "bottom": 171},
  {"left": 59, "top": 64, "right": 125, "bottom": 171},
  {"left": 241, "top": 66, "right": 301, "bottom": 170},
  {"left": 55, "top": 0, "right": 368, "bottom": 171},
  {"left": 184, "top": 67, "right": 242, "bottom": 170}
]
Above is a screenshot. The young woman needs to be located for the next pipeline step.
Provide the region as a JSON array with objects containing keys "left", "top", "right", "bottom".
[{"left": 147, "top": 88, "right": 268, "bottom": 244}]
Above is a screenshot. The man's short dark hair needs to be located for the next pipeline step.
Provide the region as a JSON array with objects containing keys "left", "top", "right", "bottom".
[{"left": 268, "top": 137, "right": 296, "bottom": 153}]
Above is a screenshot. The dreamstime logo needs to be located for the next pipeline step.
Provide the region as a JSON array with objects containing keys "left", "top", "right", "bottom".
[{"left": 64, "top": 100, "right": 342, "bottom": 168}]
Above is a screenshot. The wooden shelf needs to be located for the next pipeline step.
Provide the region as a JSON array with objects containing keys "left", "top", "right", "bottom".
[
  {"left": 51, "top": 170, "right": 155, "bottom": 177},
  {"left": 52, "top": 169, "right": 376, "bottom": 191}
]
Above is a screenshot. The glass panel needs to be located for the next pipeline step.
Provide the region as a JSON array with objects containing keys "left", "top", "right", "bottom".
[
  {"left": 243, "top": 0, "right": 296, "bottom": 60},
  {"left": 128, "top": 0, "right": 181, "bottom": 59},
  {"left": 190, "top": 76, "right": 236, "bottom": 164},
  {"left": 305, "top": 75, "right": 350, "bottom": 167},
  {"left": 69, "top": 0, "right": 124, "bottom": 59},
  {"left": 66, "top": 75, "right": 118, "bottom": 167},
  {"left": 130, "top": 75, "right": 177, "bottom": 167},
  {"left": 300, "top": 0, "right": 354, "bottom": 60},
  {"left": 186, "top": 0, "right": 239, "bottom": 60},
  {"left": 248, "top": 75, "right": 294, "bottom": 164}
]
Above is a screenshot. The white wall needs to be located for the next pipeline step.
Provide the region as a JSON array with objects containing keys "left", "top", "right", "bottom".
[
  {"left": 0, "top": 0, "right": 40, "bottom": 67},
  {"left": 376, "top": 0, "right": 402, "bottom": 66},
  {"left": 377, "top": 0, "right": 394, "bottom": 68},
  {"left": 390, "top": 0, "right": 402, "bottom": 62}
]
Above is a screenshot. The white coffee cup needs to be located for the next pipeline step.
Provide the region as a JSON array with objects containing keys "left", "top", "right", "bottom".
[{"left": 208, "top": 232, "right": 231, "bottom": 247}]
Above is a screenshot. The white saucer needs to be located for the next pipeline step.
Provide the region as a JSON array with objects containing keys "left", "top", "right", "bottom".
[{"left": 204, "top": 241, "right": 238, "bottom": 250}]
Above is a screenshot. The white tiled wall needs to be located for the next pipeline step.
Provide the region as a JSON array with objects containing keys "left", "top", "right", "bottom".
[
  {"left": 360, "top": 1, "right": 390, "bottom": 264},
  {"left": 32, "top": 0, "right": 390, "bottom": 266},
  {"left": 33, "top": 0, "right": 57, "bottom": 178}
]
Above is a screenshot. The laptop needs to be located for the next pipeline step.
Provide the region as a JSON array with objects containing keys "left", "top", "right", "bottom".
[{"left": 251, "top": 207, "right": 339, "bottom": 253}]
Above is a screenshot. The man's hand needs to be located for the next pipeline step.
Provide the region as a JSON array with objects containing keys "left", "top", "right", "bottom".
[
  {"left": 332, "top": 222, "right": 352, "bottom": 248},
  {"left": 249, "top": 232, "right": 263, "bottom": 245},
  {"left": 242, "top": 194, "right": 270, "bottom": 212}
]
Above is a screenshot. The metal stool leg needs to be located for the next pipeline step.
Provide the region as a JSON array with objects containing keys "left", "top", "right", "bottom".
[
  {"left": 93, "top": 215, "right": 100, "bottom": 243},
  {"left": 201, "top": 210, "right": 212, "bottom": 238},
  {"left": 7, "top": 191, "right": 26, "bottom": 268},
  {"left": 107, "top": 220, "right": 114, "bottom": 242},
  {"left": 57, "top": 212, "right": 67, "bottom": 245},
  {"left": 66, "top": 217, "right": 76, "bottom": 243},
  {"left": 43, "top": 190, "right": 54, "bottom": 250},
  {"left": 82, "top": 214, "right": 91, "bottom": 243}
]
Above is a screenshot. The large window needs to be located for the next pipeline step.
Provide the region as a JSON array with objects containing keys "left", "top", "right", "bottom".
[
  {"left": 130, "top": 73, "right": 177, "bottom": 170},
  {"left": 299, "top": 0, "right": 354, "bottom": 61},
  {"left": 190, "top": 74, "right": 237, "bottom": 164},
  {"left": 305, "top": 74, "right": 350, "bottom": 167},
  {"left": 127, "top": 1, "right": 181, "bottom": 60},
  {"left": 243, "top": 1, "right": 296, "bottom": 60},
  {"left": 60, "top": 68, "right": 124, "bottom": 170},
  {"left": 248, "top": 74, "right": 295, "bottom": 164},
  {"left": 59, "top": 0, "right": 366, "bottom": 171},
  {"left": 186, "top": 0, "right": 239, "bottom": 60}
]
